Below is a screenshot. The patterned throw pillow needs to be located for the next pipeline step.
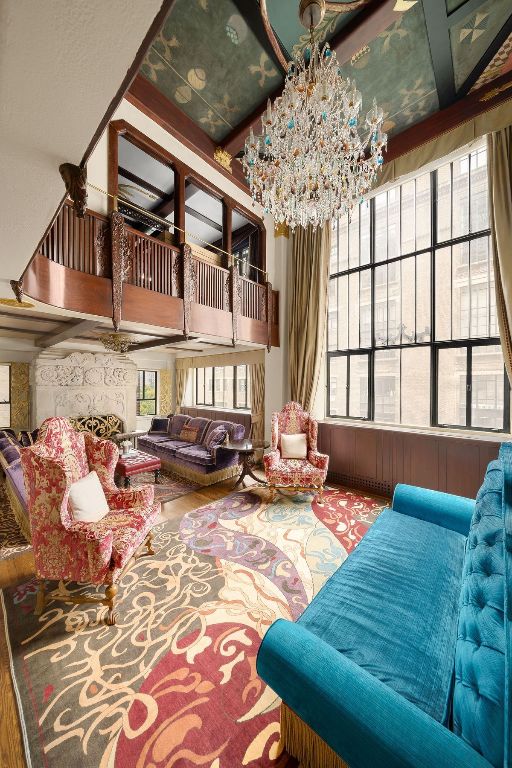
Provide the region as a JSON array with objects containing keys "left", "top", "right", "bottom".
[
  {"left": 179, "top": 426, "right": 200, "bottom": 443},
  {"left": 205, "top": 426, "right": 228, "bottom": 453}
]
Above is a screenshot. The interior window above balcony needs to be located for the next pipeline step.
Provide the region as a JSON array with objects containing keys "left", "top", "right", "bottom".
[
  {"left": 184, "top": 181, "right": 224, "bottom": 263},
  {"left": 232, "top": 209, "right": 260, "bottom": 281},
  {"left": 117, "top": 135, "right": 175, "bottom": 238}
]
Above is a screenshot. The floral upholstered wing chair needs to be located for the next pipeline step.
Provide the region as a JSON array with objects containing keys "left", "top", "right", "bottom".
[
  {"left": 20, "top": 417, "right": 160, "bottom": 625},
  {"left": 263, "top": 402, "right": 329, "bottom": 502}
]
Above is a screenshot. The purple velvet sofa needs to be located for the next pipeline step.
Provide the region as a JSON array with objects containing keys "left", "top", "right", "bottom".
[
  {"left": 0, "top": 431, "right": 31, "bottom": 542},
  {"left": 138, "top": 414, "right": 245, "bottom": 485}
]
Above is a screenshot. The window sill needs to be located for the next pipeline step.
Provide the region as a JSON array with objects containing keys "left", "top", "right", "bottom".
[
  {"left": 187, "top": 405, "right": 252, "bottom": 415},
  {"left": 320, "top": 418, "right": 510, "bottom": 443}
]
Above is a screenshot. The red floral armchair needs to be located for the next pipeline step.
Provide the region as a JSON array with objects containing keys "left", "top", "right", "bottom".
[
  {"left": 20, "top": 417, "right": 159, "bottom": 625},
  {"left": 263, "top": 402, "right": 329, "bottom": 501}
]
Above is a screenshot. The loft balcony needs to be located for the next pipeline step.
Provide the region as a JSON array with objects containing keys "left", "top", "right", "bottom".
[{"left": 23, "top": 201, "right": 279, "bottom": 348}]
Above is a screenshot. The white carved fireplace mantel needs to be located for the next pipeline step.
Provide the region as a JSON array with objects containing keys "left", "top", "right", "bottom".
[{"left": 31, "top": 351, "right": 137, "bottom": 430}]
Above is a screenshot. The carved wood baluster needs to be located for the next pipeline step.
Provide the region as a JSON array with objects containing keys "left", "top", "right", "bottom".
[
  {"left": 266, "top": 279, "right": 273, "bottom": 352},
  {"left": 110, "top": 211, "right": 129, "bottom": 332},
  {"left": 182, "top": 244, "right": 195, "bottom": 339},
  {"left": 230, "top": 264, "right": 241, "bottom": 347}
]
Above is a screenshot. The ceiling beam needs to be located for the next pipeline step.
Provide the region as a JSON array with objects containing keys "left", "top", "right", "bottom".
[
  {"left": 36, "top": 319, "right": 98, "bottom": 348},
  {"left": 129, "top": 334, "right": 186, "bottom": 351},
  {"left": 118, "top": 166, "right": 167, "bottom": 200},
  {"left": 384, "top": 67, "right": 512, "bottom": 164},
  {"left": 221, "top": 0, "right": 403, "bottom": 158},
  {"left": 184, "top": 205, "right": 223, "bottom": 233},
  {"left": 457, "top": 12, "right": 512, "bottom": 97},
  {"left": 126, "top": 75, "right": 248, "bottom": 189},
  {"left": 421, "top": 0, "right": 456, "bottom": 109}
]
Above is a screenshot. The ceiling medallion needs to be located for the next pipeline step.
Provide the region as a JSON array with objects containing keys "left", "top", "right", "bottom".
[
  {"left": 99, "top": 332, "right": 132, "bottom": 354},
  {"left": 242, "top": 0, "right": 387, "bottom": 229}
]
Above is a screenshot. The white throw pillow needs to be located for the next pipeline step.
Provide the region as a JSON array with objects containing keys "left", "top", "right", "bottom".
[
  {"left": 68, "top": 470, "right": 109, "bottom": 523},
  {"left": 281, "top": 432, "right": 308, "bottom": 460}
]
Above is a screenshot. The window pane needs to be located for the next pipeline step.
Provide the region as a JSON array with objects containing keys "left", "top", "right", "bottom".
[
  {"left": 470, "top": 147, "right": 488, "bottom": 232},
  {"left": 374, "top": 349, "right": 400, "bottom": 423},
  {"left": 489, "top": 246, "right": 498, "bottom": 337},
  {"left": 338, "top": 214, "right": 348, "bottom": 272},
  {"left": 452, "top": 242, "right": 470, "bottom": 339},
  {"left": 401, "top": 347, "right": 431, "bottom": 427},
  {"left": 452, "top": 155, "right": 470, "bottom": 238},
  {"left": 0, "top": 365, "right": 10, "bottom": 402},
  {"left": 401, "top": 180, "right": 415, "bottom": 255},
  {"left": 360, "top": 202, "right": 371, "bottom": 265},
  {"left": 349, "top": 355, "right": 368, "bottom": 418},
  {"left": 328, "top": 279, "right": 338, "bottom": 351},
  {"left": 215, "top": 366, "right": 234, "bottom": 408},
  {"left": 416, "top": 252, "right": 431, "bottom": 342},
  {"left": 329, "top": 357, "right": 347, "bottom": 416},
  {"left": 360, "top": 269, "right": 371, "bottom": 347},
  {"left": 470, "top": 237, "right": 489, "bottom": 338},
  {"left": 437, "top": 163, "right": 451, "bottom": 242},
  {"left": 338, "top": 275, "right": 349, "bottom": 350},
  {"left": 401, "top": 257, "right": 415, "bottom": 343},
  {"left": 205, "top": 367, "right": 213, "bottom": 405},
  {"left": 348, "top": 206, "right": 359, "bottom": 269},
  {"left": 438, "top": 347, "right": 467, "bottom": 426},
  {"left": 435, "top": 247, "right": 452, "bottom": 340},
  {"left": 471, "top": 345, "right": 504, "bottom": 430},
  {"left": 388, "top": 187, "right": 400, "bottom": 260},
  {"left": 0, "top": 403, "right": 10, "bottom": 428},
  {"left": 387, "top": 261, "right": 400, "bottom": 345},
  {"left": 137, "top": 370, "right": 143, "bottom": 399},
  {"left": 375, "top": 192, "right": 387, "bottom": 262},
  {"left": 375, "top": 265, "right": 387, "bottom": 346},
  {"left": 197, "top": 368, "right": 205, "bottom": 404},
  {"left": 330, "top": 221, "right": 338, "bottom": 274},
  {"left": 348, "top": 273, "right": 360, "bottom": 348},
  {"left": 139, "top": 399, "right": 156, "bottom": 416},
  {"left": 415, "top": 173, "right": 431, "bottom": 250},
  {"left": 143, "top": 371, "right": 156, "bottom": 400}
]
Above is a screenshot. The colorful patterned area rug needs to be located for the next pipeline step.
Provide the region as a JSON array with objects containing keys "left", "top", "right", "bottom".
[
  {"left": 1, "top": 487, "right": 387, "bottom": 768},
  {"left": 131, "top": 468, "right": 200, "bottom": 504},
  {"left": 0, "top": 481, "right": 31, "bottom": 561}
]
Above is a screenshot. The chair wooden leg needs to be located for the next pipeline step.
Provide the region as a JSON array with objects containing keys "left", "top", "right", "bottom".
[
  {"left": 34, "top": 579, "right": 46, "bottom": 616},
  {"left": 145, "top": 531, "right": 155, "bottom": 556},
  {"left": 316, "top": 485, "right": 325, "bottom": 506},
  {"left": 104, "top": 584, "right": 118, "bottom": 626}
]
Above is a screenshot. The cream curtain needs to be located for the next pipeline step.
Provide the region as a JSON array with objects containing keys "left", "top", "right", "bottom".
[
  {"left": 488, "top": 126, "right": 512, "bottom": 383},
  {"left": 174, "top": 367, "right": 188, "bottom": 414},
  {"left": 289, "top": 223, "right": 331, "bottom": 412},
  {"left": 250, "top": 362, "right": 265, "bottom": 441}
]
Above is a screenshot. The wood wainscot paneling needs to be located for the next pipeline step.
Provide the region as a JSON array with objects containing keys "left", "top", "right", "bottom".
[{"left": 319, "top": 421, "right": 504, "bottom": 499}]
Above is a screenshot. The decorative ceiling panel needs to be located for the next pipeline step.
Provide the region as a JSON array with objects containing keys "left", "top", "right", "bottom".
[
  {"left": 140, "top": 0, "right": 283, "bottom": 142},
  {"left": 338, "top": 2, "right": 438, "bottom": 138},
  {"left": 450, "top": 0, "right": 512, "bottom": 89},
  {"left": 470, "top": 30, "right": 512, "bottom": 91},
  {"left": 265, "top": 0, "right": 357, "bottom": 58}
]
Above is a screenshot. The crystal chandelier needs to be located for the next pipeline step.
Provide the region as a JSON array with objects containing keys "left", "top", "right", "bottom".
[
  {"left": 242, "top": 0, "right": 387, "bottom": 229},
  {"left": 99, "top": 332, "right": 132, "bottom": 354}
]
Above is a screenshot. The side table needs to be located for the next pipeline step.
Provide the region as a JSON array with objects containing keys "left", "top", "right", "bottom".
[{"left": 223, "top": 440, "right": 270, "bottom": 488}]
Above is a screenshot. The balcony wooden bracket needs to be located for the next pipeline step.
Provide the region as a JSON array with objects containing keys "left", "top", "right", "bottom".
[
  {"left": 59, "top": 163, "right": 87, "bottom": 219},
  {"left": 266, "top": 280, "right": 273, "bottom": 353},
  {"left": 9, "top": 279, "right": 24, "bottom": 304},
  {"left": 182, "top": 243, "right": 195, "bottom": 339},
  {"left": 110, "top": 211, "right": 130, "bottom": 332},
  {"left": 230, "top": 265, "right": 241, "bottom": 347}
]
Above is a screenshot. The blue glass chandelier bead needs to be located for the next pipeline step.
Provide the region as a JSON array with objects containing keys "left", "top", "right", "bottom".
[
  {"left": 348, "top": 117, "right": 357, "bottom": 127},
  {"left": 264, "top": 135, "right": 272, "bottom": 145},
  {"left": 288, "top": 118, "right": 295, "bottom": 129}
]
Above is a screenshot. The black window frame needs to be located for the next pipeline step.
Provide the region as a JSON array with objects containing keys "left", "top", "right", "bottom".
[
  {"left": 136, "top": 369, "right": 158, "bottom": 416},
  {"left": 195, "top": 365, "right": 250, "bottom": 410},
  {"left": 327, "top": 148, "right": 510, "bottom": 434}
]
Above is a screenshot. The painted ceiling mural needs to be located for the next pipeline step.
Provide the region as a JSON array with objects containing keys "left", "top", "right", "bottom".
[{"left": 139, "top": 0, "right": 512, "bottom": 146}]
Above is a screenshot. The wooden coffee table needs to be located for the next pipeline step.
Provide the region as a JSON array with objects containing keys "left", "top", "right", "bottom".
[{"left": 115, "top": 450, "right": 161, "bottom": 488}]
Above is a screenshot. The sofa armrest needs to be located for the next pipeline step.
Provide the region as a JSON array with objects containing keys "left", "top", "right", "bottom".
[
  {"left": 105, "top": 484, "right": 154, "bottom": 510},
  {"left": 392, "top": 484, "right": 474, "bottom": 535},
  {"left": 257, "top": 620, "right": 491, "bottom": 768},
  {"left": 263, "top": 450, "right": 281, "bottom": 471}
]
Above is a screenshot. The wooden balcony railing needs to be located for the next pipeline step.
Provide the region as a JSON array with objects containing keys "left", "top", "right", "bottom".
[{"left": 33, "top": 202, "right": 279, "bottom": 347}]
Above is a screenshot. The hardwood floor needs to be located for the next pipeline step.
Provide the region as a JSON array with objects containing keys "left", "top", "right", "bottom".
[{"left": 0, "top": 475, "right": 258, "bottom": 768}]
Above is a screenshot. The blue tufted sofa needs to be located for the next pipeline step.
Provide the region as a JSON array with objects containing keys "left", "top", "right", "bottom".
[{"left": 257, "top": 444, "right": 511, "bottom": 768}]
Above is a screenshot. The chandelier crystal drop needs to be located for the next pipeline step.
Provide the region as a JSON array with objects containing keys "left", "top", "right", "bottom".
[{"left": 242, "top": 38, "right": 387, "bottom": 230}]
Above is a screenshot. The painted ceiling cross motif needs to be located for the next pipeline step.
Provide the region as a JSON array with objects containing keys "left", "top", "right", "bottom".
[{"left": 459, "top": 11, "right": 490, "bottom": 45}]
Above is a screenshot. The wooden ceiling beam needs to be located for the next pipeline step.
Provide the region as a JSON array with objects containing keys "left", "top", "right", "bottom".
[
  {"left": 118, "top": 166, "right": 167, "bottom": 200},
  {"left": 221, "top": 0, "right": 403, "bottom": 159},
  {"left": 126, "top": 75, "right": 248, "bottom": 189},
  {"left": 36, "top": 319, "right": 98, "bottom": 348},
  {"left": 129, "top": 334, "right": 186, "bottom": 351},
  {"left": 422, "top": 0, "right": 456, "bottom": 109}
]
